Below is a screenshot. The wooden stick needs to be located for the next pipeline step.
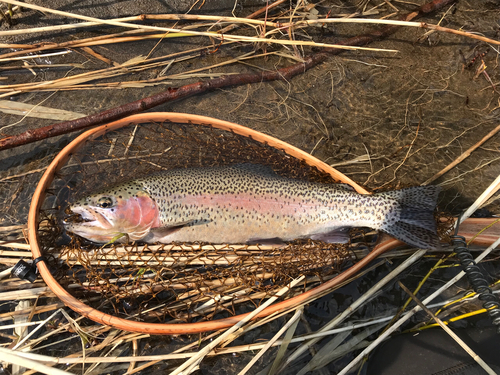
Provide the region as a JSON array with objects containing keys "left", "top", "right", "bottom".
[{"left": 422, "top": 123, "right": 500, "bottom": 185}]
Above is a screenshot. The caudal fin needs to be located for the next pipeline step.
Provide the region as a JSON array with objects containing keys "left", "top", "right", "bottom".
[{"left": 378, "top": 186, "right": 441, "bottom": 250}]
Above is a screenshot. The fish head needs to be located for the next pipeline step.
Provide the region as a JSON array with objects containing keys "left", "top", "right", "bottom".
[{"left": 64, "top": 182, "right": 160, "bottom": 243}]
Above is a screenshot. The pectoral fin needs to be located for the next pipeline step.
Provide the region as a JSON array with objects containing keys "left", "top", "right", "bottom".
[
  {"left": 149, "top": 220, "right": 197, "bottom": 237},
  {"left": 144, "top": 219, "right": 209, "bottom": 243}
]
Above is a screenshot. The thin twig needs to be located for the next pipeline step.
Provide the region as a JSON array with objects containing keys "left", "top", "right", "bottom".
[{"left": 422, "top": 123, "right": 500, "bottom": 185}]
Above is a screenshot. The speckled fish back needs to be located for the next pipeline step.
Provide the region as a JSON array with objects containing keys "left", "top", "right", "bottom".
[{"left": 133, "top": 164, "right": 441, "bottom": 247}]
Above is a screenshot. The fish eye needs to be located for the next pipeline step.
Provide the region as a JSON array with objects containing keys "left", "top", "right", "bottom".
[{"left": 97, "top": 197, "right": 114, "bottom": 208}]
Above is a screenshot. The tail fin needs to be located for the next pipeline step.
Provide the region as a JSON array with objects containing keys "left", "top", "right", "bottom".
[{"left": 378, "top": 186, "right": 441, "bottom": 250}]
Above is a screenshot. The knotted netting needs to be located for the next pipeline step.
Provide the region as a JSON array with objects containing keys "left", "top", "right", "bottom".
[{"left": 34, "top": 117, "right": 380, "bottom": 323}]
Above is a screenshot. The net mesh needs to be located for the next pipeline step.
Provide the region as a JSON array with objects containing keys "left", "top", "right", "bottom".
[{"left": 35, "top": 119, "right": 387, "bottom": 322}]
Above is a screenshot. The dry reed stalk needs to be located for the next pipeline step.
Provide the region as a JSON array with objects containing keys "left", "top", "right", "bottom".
[
  {"left": 0, "top": 224, "right": 26, "bottom": 232},
  {"left": 240, "top": 307, "right": 304, "bottom": 375},
  {"left": 0, "top": 321, "right": 46, "bottom": 331},
  {"left": 110, "top": 273, "right": 272, "bottom": 298},
  {"left": 0, "top": 50, "right": 288, "bottom": 96},
  {"left": 10, "top": 281, "right": 495, "bottom": 373},
  {"left": 0, "top": 347, "right": 73, "bottom": 375},
  {"left": 0, "top": 0, "right": 287, "bottom": 41},
  {"left": 0, "top": 0, "right": 282, "bottom": 59},
  {"left": 458, "top": 174, "right": 500, "bottom": 229},
  {"left": 170, "top": 278, "right": 327, "bottom": 322},
  {"left": 0, "top": 288, "right": 54, "bottom": 301},
  {"left": 171, "top": 290, "right": 276, "bottom": 321},
  {"left": 0, "top": 0, "right": 394, "bottom": 54},
  {"left": 231, "top": 296, "right": 474, "bottom": 355},
  {"left": 0, "top": 30, "right": 161, "bottom": 60},
  {"left": 0, "top": 51, "right": 71, "bottom": 63},
  {"left": 217, "top": 262, "right": 385, "bottom": 350},
  {"left": 6, "top": 277, "right": 497, "bottom": 373},
  {"left": 0, "top": 250, "right": 31, "bottom": 257},
  {"left": 0, "top": 241, "right": 31, "bottom": 250},
  {"left": 112, "top": 243, "right": 277, "bottom": 252},
  {"left": 59, "top": 251, "right": 340, "bottom": 267},
  {"left": 270, "top": 18, "right": 500, "bottom": 46},
  {"left": 0, "top": 14, "right": 278, "bottom": 38},
  {"left": 0, "top": 45, "right": 210, "bottom": 96},
  {"left": 279, "top": 249, "right": 427, "bottom": 371},
  {"left": 339, "top": 237, "right": 500, "bottom": 372},
  {"left": 2, "top": 12, "right": 496, "bottom": 58},
  {"left": 7, "top": 293, "right": 476, "bottom": 369},
  {"left": 0, "top": 303, "right": 63, "bottom": 322},
  {"left": 0, "top": 99, "right": 85, "bottom": 121},
  {"left": 170, "top": 275, "right": 305, "bottom": 375}
]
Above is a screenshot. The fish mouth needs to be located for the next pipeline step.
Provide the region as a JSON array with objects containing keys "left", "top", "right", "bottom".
[{"left": 64, "top": 206, "right": 113, "bottom": 230}]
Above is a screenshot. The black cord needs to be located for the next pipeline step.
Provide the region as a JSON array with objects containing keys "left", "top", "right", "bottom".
[{"left": 451, "top": 215, "right": 500, "bottom": 331}]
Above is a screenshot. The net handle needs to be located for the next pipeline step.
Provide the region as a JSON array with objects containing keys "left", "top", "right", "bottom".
[{"left": 28, "top": 112, "right": 500, "bottom": 335}]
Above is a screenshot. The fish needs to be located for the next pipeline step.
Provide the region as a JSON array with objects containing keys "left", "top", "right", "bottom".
[{"left": 64, "top": 164, "right": 441, "bottom": 249}]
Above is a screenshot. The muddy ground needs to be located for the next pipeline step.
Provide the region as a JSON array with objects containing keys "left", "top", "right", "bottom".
[{"left": 1, "top": 0, "right": 500, "bottom": 374}]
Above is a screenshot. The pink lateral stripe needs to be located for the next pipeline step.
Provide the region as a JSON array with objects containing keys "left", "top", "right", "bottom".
[{"left": 176, "top": 193, "right": 325, "bottom": 215}]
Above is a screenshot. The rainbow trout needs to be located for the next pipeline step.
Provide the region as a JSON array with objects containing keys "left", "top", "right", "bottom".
[{"left": 65, "top": 164, "right": 441, "bottom": 249}]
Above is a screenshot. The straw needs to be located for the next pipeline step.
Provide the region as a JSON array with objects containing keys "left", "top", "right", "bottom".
[
  {"left": 169, "top": 275, "right": 305, "bottom": 375},
  {"left": 280, "top": 249, "right": 427, "bottom": 370},
  {"left": 338, "top": 236, "right": 500, "bottom": 375}
]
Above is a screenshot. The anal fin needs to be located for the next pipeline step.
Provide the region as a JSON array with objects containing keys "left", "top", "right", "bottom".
[
  {"left": 247, "top": 237, "right": 286, "bottom": 247},
  {"left": 310, "top": 228, "right": 350, "bottom": 243}
]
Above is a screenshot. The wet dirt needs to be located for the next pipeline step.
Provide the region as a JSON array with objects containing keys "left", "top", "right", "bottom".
[{"left": 1, "top": 0, "right": 500, "bottom": 374}]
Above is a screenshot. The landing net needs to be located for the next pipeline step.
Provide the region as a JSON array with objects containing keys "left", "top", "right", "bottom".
[{"left": 35, "top": 119, "right": 379, "bottom": 322}]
